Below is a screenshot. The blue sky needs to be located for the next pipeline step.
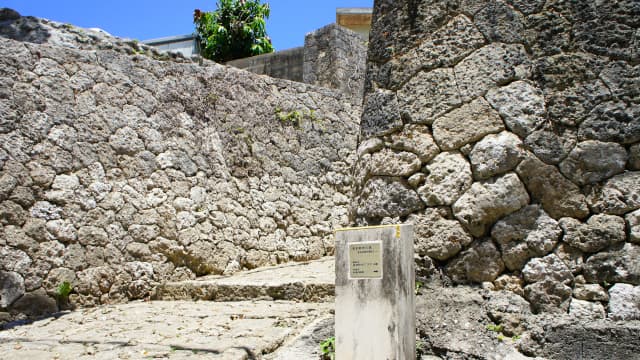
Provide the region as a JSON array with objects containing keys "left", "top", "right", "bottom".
[{"left": 3, "top": 1, "right": 373, "bottom": 50}]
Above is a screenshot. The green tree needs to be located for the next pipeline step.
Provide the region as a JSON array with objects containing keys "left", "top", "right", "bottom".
[{"left": 194, "top": 0, "right": 274, "bottom": 62}]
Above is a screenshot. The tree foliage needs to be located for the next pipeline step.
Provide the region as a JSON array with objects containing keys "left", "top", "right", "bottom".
[{"left": 194, "top": 0, "right": 274, "bottom": 62}]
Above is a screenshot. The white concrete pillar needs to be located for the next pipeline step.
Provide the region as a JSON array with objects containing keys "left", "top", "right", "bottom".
[{"left": 335, "top": 224, "right": 415, "bottom": 360}]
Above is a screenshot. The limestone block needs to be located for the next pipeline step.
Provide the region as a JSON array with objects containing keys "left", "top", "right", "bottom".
[
  {"left": 453, "top": 173, "right": 529, "bottom": 237},
  {"left": 0, "top": 271, "right": 25, "bottom": 308},
  {"left": 579, "top": 101, "right": 640, "bottom": 144},
  {"left": 569, "top": 299, "right": 606, "bottom": 320},
  {"left": 454, "top": 43, "right": 530, "bottom": 101},
  {"left": 534, "top": 53, "right": 604, "bottom": 90},
  {"left": 45, "top": 219, "right": 77, "bottom": 243},
  {"left": 545, "top": 80, "right": 611, "bottom": 127},
  {"left": 361, "top": 89, "right": 403, "bottom": 137},
  {"left": 8, "top": 288, "right": 57, "bottom": 316},
  {"left": 492, "top": 205, "right": 562, "bottom": 271},
  {"left": 524, "top": 127, "right": 577, "bottom": 165},
  {"left": 432, "top": 98, "right": 504, "bottom": 151},
  {"left": 0, "top": 200, "right": 27, "bottom": 226},
  {"left": 485, "top": 81, "right": 545, "bottom": 138},
  {"left": 583, "top": 243, "right": 640, "bottom": 285},
  {"left": 388, "top": 125, "right": 440, "bottom": 163},
  {"left": 369, "top": 149, "right": 421, "bottom": 177},
  {"left": 356, "top": 177, "right": 424, "bottom": 221},
  {"left": 398, "top": 68, "right": 462, "bottom": 125},
  {"left": 77, "top": 226, "right": 109, "bottom": 246},
  {"left": 524, "top": 279, "right": 572, "bottom": 314},
  {"left": 392, "top": 14, "right": 485, "bottom": 85},
  {"left": 474, "top": 1, "right": 526, "bottom": 43},
  {"left": 446, "top": 239, "right": 504, "bottom": 283},
  {"left": 469, "top": 131, "right": 525, "bottom": 180},
  {"left": 0, "top": 174, "right": 17, "bottom": 201},
  {"left": 553, "top": 243, "right": 584, "bottom": 275},
  {"left": 108, "top": 126, "right": 144, "bottom": 155},
  {"left": 356, "top": 138, "right": 384, "bottom": 157},
  {"left": 516, "top": 155, "right": 589, "bottom": 219},
  {"left": 630, "top": 144, "right": 640, "bottom": 170},
  {"left": 608, "top": 283, "right": 640, "bottom": 321},
  {"left": 522, "top": 254, "right": 573, "bottom": 285},
  {"left": 417, "top": 152, "right": 472, "bottom": 206},
  {"left": 493, "top": 274, "right": 525, "bottom": 297},
  {"left": 30, "top": 201, "right": 63, "bottom": 220},
  {"left": 409, "top": 209, "right": 472, "bottom": 261},
  {"left": 627, "top": 209, "right": 640, "bottom": 244},
  {"left": 508, "top": 0, "right": 545, "bottom": 15},
  {"left": 587, "top": 172, "right": 640, "bottom": 215},
  {"left": 156, "top": 150, "right": 197, "bottom": 177},
  {"left": 559, "top": 215, "right": 626, "bottom": 253},
  {"left": 559, "top": 141, "right": 627, "bottom": 185},
  {"left": 0, "top": 246, "right": 31, "bottom": 275},
  {"left": 573, "top": 276, "right": 609, "bottom": 302}
]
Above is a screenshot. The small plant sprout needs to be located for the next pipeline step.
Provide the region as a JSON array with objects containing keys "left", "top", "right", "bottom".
[
  {"left": 320, "top": 336, "right": 335, "bottom": 360},
  {"left": 56, "top": 281, "right": 72, "bottom": 299}
]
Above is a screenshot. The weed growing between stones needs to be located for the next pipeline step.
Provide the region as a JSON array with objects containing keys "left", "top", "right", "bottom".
[{"left": 319, "top": 336, "right": 335, "bottom": 360}]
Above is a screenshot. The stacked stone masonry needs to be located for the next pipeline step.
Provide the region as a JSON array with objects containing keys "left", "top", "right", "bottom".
[
  {"left": 0, "top": 11, "right": 360, "bottom": 319},
  {"left": 355, "top": 0, "right": 639, "bottom": 319}
]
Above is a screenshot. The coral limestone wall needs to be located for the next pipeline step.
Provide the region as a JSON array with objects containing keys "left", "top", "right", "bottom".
[
  {"left": 0, "top": 12, "right": 359, "bottom": 317},
  {"left": 355, "top": 0, "right": 639, "bottom": 317}
]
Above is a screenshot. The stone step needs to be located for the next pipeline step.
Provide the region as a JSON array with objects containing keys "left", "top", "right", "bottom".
[{"left": 152, "top": 257, "right": 336, "bottom": 302}]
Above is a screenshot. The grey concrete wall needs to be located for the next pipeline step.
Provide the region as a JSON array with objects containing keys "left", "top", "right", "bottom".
[{"left": 226, "top": 47, "right": 305, "bottom": 83}]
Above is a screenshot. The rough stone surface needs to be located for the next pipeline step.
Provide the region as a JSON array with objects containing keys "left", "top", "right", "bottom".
[
  {"left": 398, "top": 68, "right": 462, "bottom": 125},
  {"left": 587, "top": 172, "right": 640, "bottom": 215},
  {"left": 485, "top": 80, "right": 546, "bottom": 138},
  {"left": 569, "top": 298, "right": 606, "bottom": 320},
  {"left": 432, "top": 98, "right": 505, "bottom": 151},
  {"left": 559, "top": 214, "right": 626, "bottom": 253},
  {"left": 302, "top": 23, "right": 367, "bottom": 103},
  {"left": 453, "top": 173, "right": 529, "bottom": 237},
  {"left": 469, "top": 131, "right": 525, "bottom": 180},
  {"left": 583, "top": 243, "right": 640, "bottom": 285},
  {"left": 361, "top": 89, "right": 402, "bottom": 137},
  {"left": 409, "top": 209, "right": 473, "bottom": 261},
  {"left": 0, "top": 13, "right": 360, "bottom": 312},
  {"left": 516, "top": 155, "right": 589, "bottom": 219},
  {"left": 492, "top": 205, "right": 562, "bottom": 271},
  {"left": 369, "top": 148, "right": 421, "bottom": 177},
  {"left": 355, "top": 177, "right": 424, "bottom": 222},
  {"left": 446, "top": 239, "right": 505, "bottom": 283},
  {"left": 559, "top": 140, "right": 628, "bottom": 185},
  {"left": 387, "top": 125, "right": 440, "bottom": 163},
  {"left": 629, "top": 144, "right": 640, "bottom": 170},
  {"left": 453, "top": 43, "right": 530, "bottom": 101},
  {"left": 0, "top": 300, "right": 333, "bottom": 360},
  {"left": 608, "top": 283, "right": 640, "bottom": 321},
  {"left": 0, "top": 271, "right": 24, "bottom": 308},
  {"left": 417, "top": 152, "right": 472, "bottom": 206},
  {"left": 628, "top": 209, "right": 640, "bottom": 244}
]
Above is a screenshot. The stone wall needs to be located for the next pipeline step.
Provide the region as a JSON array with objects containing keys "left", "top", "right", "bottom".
[
  {"left": 228, "top": 23, "right": 367, "bottom": 104},
  {"left": 0, "top": 11, "right": 360, "bottom": 318},
  {"left": 354, "top": 0, "right": 639, "bottom": 319},
  {"left": 303, "top": 23, "right": 368, "bottom": 104}
]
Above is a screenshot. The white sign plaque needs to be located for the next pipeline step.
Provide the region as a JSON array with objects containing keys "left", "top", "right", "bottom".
[{"left": 348, "top": 241, "right": 383, "bottom": 279}]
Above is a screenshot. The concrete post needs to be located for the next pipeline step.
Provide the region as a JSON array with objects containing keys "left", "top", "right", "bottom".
[{"left": 334, "top": 224, "right": 415, "bottom": 360}]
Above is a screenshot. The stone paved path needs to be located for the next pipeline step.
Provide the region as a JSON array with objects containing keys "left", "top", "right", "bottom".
[{"left": 0, "top": 259, "right": 337, "bottom": 359}]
